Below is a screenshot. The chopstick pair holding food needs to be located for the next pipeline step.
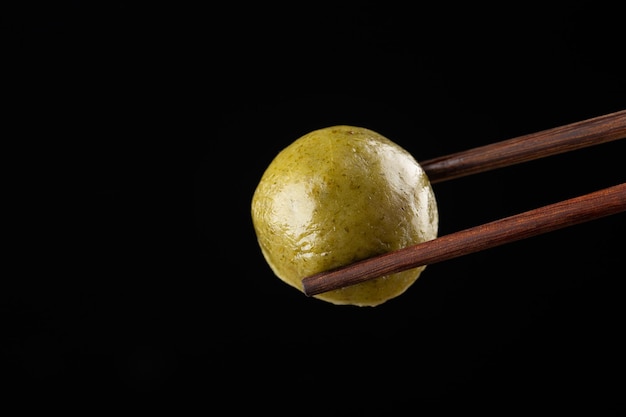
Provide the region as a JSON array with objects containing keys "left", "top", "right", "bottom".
[{"left": 251, "top": 110, "right": 626, "bottom": 306}]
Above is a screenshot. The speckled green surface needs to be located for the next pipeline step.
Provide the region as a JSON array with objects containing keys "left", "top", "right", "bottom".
[{"left": 251, "top": 125, "right": 438, "bottom": 306}]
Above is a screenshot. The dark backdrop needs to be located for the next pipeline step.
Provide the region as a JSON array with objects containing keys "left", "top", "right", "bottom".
[{"left": 4, "top": 1, "right": 625, "bottom": 413}]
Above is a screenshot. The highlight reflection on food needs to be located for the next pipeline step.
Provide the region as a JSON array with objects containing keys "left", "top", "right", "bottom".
[{"left": 251, "top": 125, "right": 439, "bottom": 306}]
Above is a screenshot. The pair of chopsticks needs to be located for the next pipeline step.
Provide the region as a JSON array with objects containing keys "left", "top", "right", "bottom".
[{"left": 302, "top": 110, "right": 626, "bottom": 296}]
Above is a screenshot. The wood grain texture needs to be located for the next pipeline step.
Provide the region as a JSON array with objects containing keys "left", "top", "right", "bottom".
[
  {"left": 420, "top": 109, "right": 626, "bottom": 184},
  {"left": 302, "top": 183, "right": 626, "bottom": 296}
]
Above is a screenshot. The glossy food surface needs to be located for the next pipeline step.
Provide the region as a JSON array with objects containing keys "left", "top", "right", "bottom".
[{"left": 251, "top": 125, "right": 438, "bottom": 306}]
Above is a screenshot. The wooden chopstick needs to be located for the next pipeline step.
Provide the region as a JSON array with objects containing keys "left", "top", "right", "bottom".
[
  {"left": 301, "top": 110, "right": 626, "bottom": 296},
  {"left": 302, "top": 183, "right": 626, "bottom": 296},
  {"left": 420, "top": 109, "right": 626, "bottom": 183}
]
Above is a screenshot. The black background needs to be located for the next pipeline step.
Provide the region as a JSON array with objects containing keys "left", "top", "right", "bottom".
[{"left": 3, "top": 1, "right": 625, "bottom": 413}]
